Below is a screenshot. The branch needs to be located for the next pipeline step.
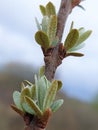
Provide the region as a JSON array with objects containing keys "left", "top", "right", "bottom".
[
  {"left": 44, "top": 0, "right": 82, "bottom": 81},
  {"left": 23, "top": 0, "right": 83, "bottom": 129}
]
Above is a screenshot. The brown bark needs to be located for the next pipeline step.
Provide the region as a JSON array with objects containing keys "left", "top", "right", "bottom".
[{"left": 24, "top": 0, "right": 82, "bottom": 130}]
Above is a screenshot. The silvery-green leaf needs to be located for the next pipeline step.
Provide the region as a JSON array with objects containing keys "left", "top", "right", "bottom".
[
  {"left": 43, "top": 80, "right": 58, "bottom": 111},
  {"left": 77, "top": 30, "right": 92, "bottom": 45},
  {"left": 64, "top": 29, "right": 79, "bottom": 51},
  {"left": 37, "top": 76, "right": 48, "bottom": 111},
  {"left": 34, "top": 75, "right": 38, "bottom": 102},
  {"left": 35, "top": 17, "right": 41, "bottom": 30},
  {"left": 13, "top": 91, "right": 22, "bottom": 110},
  {"left": 50, "top": 99, "right": 64, "bottom": 112},
  {"left": 47, "top": 15, "right": 57, "bottom": 44},
  {"left": 35, "top": 31, "right": 50, "bottom": 49},
  {"left": 67, "top": 52, "right": 84, "bottom": 57},
  {"left": 51, "top": 36, "right": 59, "bottom": 46},
  {"left": 39, "top": 66, "right": 45, "bottom": 78},
  {"left": 20, "top": 87, "right": 31, "bottom": 103},
  {"left": 40, "top": 5, "right": 46, "bottom": 16},
  {"left": 22, "top": 102, "right": 36, "bottom": 115},
  {"left": 78, "top": 27, "right": 85, "bottom": 36},
  {"left": 46, "top": 2, "right": 56, "bottom": 17},
  {"left": 11, "top": 104, "right": 24, "bottom": 117},
  {"left": 31, "top": 85, "right": 36, "bottom": 99},
  {"left": 42, "top": 16, "right": 49, "bottom": 33},
  {"left": 68, "top": 43, "right": 85, "bottom": 52},
  {"left": 25, "top": 96, "right": 43, "bottom": 117},
  {"left": 69, "top": 21, "right": 74, "bottom": 32}
]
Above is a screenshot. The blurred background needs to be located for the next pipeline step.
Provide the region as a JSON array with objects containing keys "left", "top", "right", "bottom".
[{"left": 0, "top": 0, "right": 98, "bottom": 130}]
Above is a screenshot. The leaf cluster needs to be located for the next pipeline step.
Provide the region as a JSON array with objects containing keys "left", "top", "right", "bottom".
[
  {"left": 64, "top": 22, "right": 92, "bottom": 57},
  {"left": 35, "top": 2, "right": 58, "bottom": 50},
  {"left": 11, "top": 67, "right": 63, "bottom": 118}
]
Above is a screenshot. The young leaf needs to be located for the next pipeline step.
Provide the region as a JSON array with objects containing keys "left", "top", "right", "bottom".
[
  {"left": 37, "top": 76, "right": 48, "bottom": 111},
  {"left": 35, "top": 17, "right": 41, "bottom": 30},
  {"left": 46, "top": 2, "right": 56, "bottom": 17},
  {"left": 34, "top": 75, "right": 39, "bottom": 102},
  {"left": 43, "top": 80, "right": 58, "bottom": 111},
  {"left": 42, "top": 16, "right": 49, "bottom": 33},
  {"left": 67, "top": 52, "right": 84, "bottom": 57},
  {"left": 13, "top": 91, "right": 22, "bottom": 110},
  {"left": 31, "top": 85, "right": 36, "bottom": 99},
  {"left": 47, "top": 15, "right": 57, "bottom": 44},
  {"left": 25, "top": 96, "right": 43, "bottom": 117},
  {"left": 69, "top": 43, "right": 85, "bottom": 52},
  {"left": 40, "top": 5, "right": 46, "bottom": 16},
  {"left": 69, "top": 21, "right": 74, "bottom": 32},
  {"left": 64, "top": 29, "right": 79, "bottom": 51},
  {"left": 39, "top": 66, "right": 45, "bottom": 78},
  {"left": 50, "top": 99, "right": 64, "bottom": 112},
  {"left": 20, "top": 87, "right": 31, "bottom": 103},
  {"left": 22, "top": 102, "right": 36, "bottom": 115},
  {"left": 77, "top": 30, "right": 92, "bottom": 45},
  {"left": 35, "top": 31, "right": 50, "bottom": 49},
  {"left": 56, "top": 80, "right": 62, "bottom": 91}
]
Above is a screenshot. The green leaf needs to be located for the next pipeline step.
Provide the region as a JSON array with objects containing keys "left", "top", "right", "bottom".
[
  {"left": 35, "top": 31, "right": 50, "bottom": 49},
  {"left": 46, "top": 2, "right": 56, "bottom": 17},
  {"left": 67, "top": 52, "right": 84, "bottom": 57},
  {"left": 50, "top": 99, "right": 64, "bottom": 112},
  {"left": 64, "top": 29, "right": 79, "bottom": 51},
  {"left": 20, "top": 87, "right": 31, "bottom": 103},
  {"left": 69, "top": 43, "right": 85, "bottom": 52},
  {"left": 47, "top": 15, "right": 57, "bottom": 44},
  {"left": 39, "top": 66, "right": 45, "bottom": 78},
  {"left": 42, "top": 16, "right": 49, "bottom": 33},
  {"left": 31, "top": 85, "right": 36, "bottom": 99},
  {"left": 43, "top": 80, "right": 58, "bottom": 111},
  {"left": 36, "top": 76, "right": 48, "bottom": 111},
  {"left": 13, "top": 91, "right": 22, "bottom": 110},
  {"left": 22, "top": 102, "right": 35, "bottom": 115},
  {"left": 25, "top": 96, "right": 43, "bottom": 117},
  {"left": 35, "top": 17, "right": 41, "bottom": 30},
  {"left": 56, "top": 80, "right": 62, "bottom": 91},
  {"left": 40, "top": 5, "right": 46, "bottom": 16},
  {"left": 69, "top": 21, "right": 74, "bottom": 32},
  {"left": 77, "top": 30, "right": 92, "bottom": 45},
  {"left": 51, "top": 36, "right": 59, "bottom": 46},
  {"left": 34, "top": 75, "right": 39, "bottom": 101}
]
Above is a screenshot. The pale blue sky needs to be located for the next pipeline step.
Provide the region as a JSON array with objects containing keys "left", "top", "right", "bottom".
[{"left": 0, "top": 0, "right": 98, "bottom": 101}]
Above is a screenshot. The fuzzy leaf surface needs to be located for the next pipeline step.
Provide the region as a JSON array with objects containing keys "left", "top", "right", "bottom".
[
  {"left": 46, "top": 2, "right": 56, "bottom": 16},
  {"left": 77, "top": 30, "right": 92, "bottom": 45},
  {"left": 13, "top": 91, "right": 22, "bottom": 110},
  {"left": 50, "top": 99, "right": 64, "bottom": 112},
  {"left": 64, "top": 29, "right": 79, "bottom": 51},
  {"left": 35, "top": 31, "right": 50, "bottom": 49},
  {"left": 47, "top": 15, "right": 57, "bottom": 44},
  {"left": 43, "top": 80, "right": 58, "bottom": 111},
  {"left": 40, "top": 5, "right": 46, "bottom": 16},
  {"left": 25, "top": 96, "right": 42, "bottom": 117}
]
